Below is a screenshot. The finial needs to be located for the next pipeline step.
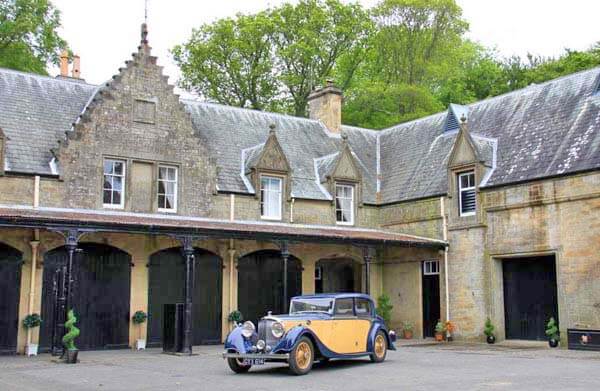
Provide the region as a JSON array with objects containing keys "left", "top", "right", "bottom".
[
  {"left": 144, "top": 0, "right": 148, "bottom": 23},
  {"left": 269, "top": 123, "right": 276, "bottom": 134},
  {"left": 341, "top": 132, "right": 348, "bottom": 143},
  {"left": 460, "top": 114, "right": 467, "bottom": 124},
  {"left": 141, "top": 23, "right": 148, "bottom": 45}
]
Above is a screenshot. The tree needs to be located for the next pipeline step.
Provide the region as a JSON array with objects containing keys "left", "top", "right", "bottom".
[
  {"left": 0, "top": 0, "right": 68, "bottom": 74},
  {"left": 172, "top": 12, "right": 280, "bottom": 111}
]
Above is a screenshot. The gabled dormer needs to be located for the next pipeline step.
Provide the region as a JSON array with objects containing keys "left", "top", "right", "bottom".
[
  {"left": 444, "top": 103, "right": 469, "bottom": 133},
  {"left": 0, "top": 127, "right": 6, "bottom": 176}
]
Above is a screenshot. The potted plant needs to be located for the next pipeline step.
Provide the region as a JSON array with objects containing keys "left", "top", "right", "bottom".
[
  {"left": 376, "top": 294, "right": 393, "bottom": 326},
  {"left": 23, "top": 313, "right": 42, "bottom": 356},
  {"left": 545, "top": 317, "right": 560, "bottom": 348},
  {"left": 445, "top": 320, "right": 455, "bottom": 342},
  {"left": 434, "top": 320, "right": 445, "bottom": 341},
  {"left": 132, "top": 310, "right": 148, "bottom": 350},
  {"left": 62, "top": 309, "right": 80, "bottom": 364},
  {"left": 484, "top": 318, "right": 496, "bottom": 344},
  {"left": 228, "top": 310, "right": 243, "bottom": 326},
  {"left": 402, "top": 322, "right": 413, "bottom": 339}
]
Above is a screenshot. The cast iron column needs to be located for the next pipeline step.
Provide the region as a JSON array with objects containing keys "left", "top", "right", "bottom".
[
  {"left": 279, "top": 241, "right": 290, "bottom": 313},
  {"left": 180, "top": 236, "right": 195, "bottom": 355},
  {"left": 363, "top": 247, "right": 374, "bottom": 295},
  {"left": 64, "top": 229, "right": 79, "bottom": 317}
]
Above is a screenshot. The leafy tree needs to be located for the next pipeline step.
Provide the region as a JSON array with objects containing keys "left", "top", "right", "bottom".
[{"left": 0, "top": 0, "right": 68, "bottom": 74}]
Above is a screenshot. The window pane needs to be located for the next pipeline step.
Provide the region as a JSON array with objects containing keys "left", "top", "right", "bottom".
[
  {"left": 103, "top": 190, "right": 112, "bottom": 204},
  {"left": 355, "top": 299, "right": 371, "bottom": 317},
  {"left": 113, "top": 161, "right": 123, "bottom": 175},
  {"left": 103, "top": 177, "right": 112, "bottom": 191},
  {"left": 113, "top": 191, "right": 121, "bottom": 205},
  {"left": 165, "top": 194, "right": 175, "bottom": 209},
  {"left": 158, "top": 180, "right": 166, "bottom": 195},
  {"left": 113, "top": 177, "right": 122, "bottom": 191},
  {"left": 168, "top": 168, "right": 176, "bottom": 181},
  {"left": 159, "top": 167, "right": 167, "bottom": 180},
  {"left": 158, "top": 194, "right": 165, "bottom": 209},
  {"left": 334, "top": 298, "right": 354, "bottom": 316},
  {"left": 166, "top": 182, "right": 175, "bottom": 196},
  {"left": 103, "top": 161, "right": 112, "bottom": 175},
  {"left": 461, "top": 189, "right": 476, "bottom": 213}
]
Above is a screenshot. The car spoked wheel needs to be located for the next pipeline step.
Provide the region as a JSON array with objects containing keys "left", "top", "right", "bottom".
[
  {"left": 370, "top": 331, "right": 387, "bottom": 363},
  {"left": 227, "top": 358, "right": 251, "bottom": 373},
  {"left": 289, "top": 337, "right": 314, "bottom": 375}
]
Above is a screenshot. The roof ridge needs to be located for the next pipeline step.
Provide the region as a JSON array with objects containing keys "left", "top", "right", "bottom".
[{"left": 0, "top": 66, "right": 98, "bottom": 87}]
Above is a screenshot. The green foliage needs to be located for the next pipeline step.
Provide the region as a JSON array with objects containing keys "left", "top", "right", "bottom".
[
  {"left": 402, "top": 321, "right": 413, "bottom": 332},
  {"left": 23, "top": 313, "right": 42, "bottom": 329},
  {"left": 484, "top": 317, "right": 495, "bottom": 337},
  {"left": 435, "top": 320, "right": 445, "bottom": 334},
  {"left": 376, "top": 294, "right": 393, "bottom": 325},
  {"left": 132, "top": 311, "right": 147, "bottom": 324},
  {"left": 62, "top": 309, "right": 80, "bottom": 351},
  {"left": 545, "top": 317, "right": 559, "bottom": 341},
  {"left": 228, "top": 310, "right": 243, "bottom": 323},
  {"left": 0, "top": 0, "right": 68, "bottom": 74}
]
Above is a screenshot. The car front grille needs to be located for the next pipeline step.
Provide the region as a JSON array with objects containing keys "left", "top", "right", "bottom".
[{"left": 257, "top": 319, "right": 279, "bottom": 349}]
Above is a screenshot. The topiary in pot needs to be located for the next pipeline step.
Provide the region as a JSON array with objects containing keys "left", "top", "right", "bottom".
[
  {"left": 23, "top": 314, "right": 42, "bottom": 356},
  {"left": 376, "top": 294, "right": 393, "bottom": 327},
  {"left": 434, "top": 320, "right": 445, "bottom": 341},
  {"left": 545, "top": 317, "right": 559, "bottom": 348},
  {"left": 62, "top": 309, "right": 80, "bottom": 364},
  {"left": 228, "top": 310, "right": 243, "bottom": 324},
  {"left": 484, "top": 318, "right": 496, "bottom": 344},
  {"left": 132, "top": 311, "right": 148, "bottom": 350}
]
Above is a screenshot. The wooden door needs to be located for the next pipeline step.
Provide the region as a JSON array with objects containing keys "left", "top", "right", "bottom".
[
  {"left": 422, "top": 261, "right": 440, "bottom": 338},
  {"left": 0, "top": 244, "right": 22, "bottom": 354}
]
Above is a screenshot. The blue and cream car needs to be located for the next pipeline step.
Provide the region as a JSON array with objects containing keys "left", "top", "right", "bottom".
[{"left": 222, "top": 293, "right": 396, "bottom": 375}]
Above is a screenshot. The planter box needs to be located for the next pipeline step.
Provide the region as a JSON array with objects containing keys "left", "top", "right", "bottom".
[
  {"left": 26, "top": 344, "right": 38, "bottom": 356},
  {"left": 567, "top": 329, "right": 600, "bottom": 351},
  {"left": 136, "top": 339, "right": 147, "bottom": 350}
]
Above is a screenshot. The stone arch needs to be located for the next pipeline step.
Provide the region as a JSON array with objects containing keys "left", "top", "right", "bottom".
[
  {"left": 0, "top": 242, "right": 23, "bottom": 354},
  {"left": 237, "top": 249, "right": 302, "bottom": 324},
  {"left": 147, "top": 246, "right": 223, "bottom": 346},
  {"left": 315, "top": 257, "right": 363, "bottom": 294},
  {"left": 40, "top": 243, "right": 132, "bottom": 351}
]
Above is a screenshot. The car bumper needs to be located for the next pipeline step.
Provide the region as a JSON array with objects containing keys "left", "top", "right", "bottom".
[{"left": 222, "top": 352, "right": 290, "bottom": 360}]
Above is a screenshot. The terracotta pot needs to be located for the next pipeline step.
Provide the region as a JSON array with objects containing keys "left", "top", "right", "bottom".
[
  {"left": 435, "top": 333, "right": 444, "bottom": 342},
  {"left": 403, "top": 330, "right": 413, "bottom": 339}
]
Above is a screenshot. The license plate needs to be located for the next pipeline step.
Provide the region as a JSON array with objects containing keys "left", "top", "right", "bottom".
[{"left": 243, "top": 358, "right": 265, "bottom": 366}]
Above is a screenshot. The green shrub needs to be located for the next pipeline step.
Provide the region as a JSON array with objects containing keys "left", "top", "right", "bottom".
[
  {"left": 132, "top": 311, "right": 147, "bottom": 324},
  {"left": 402, "top": 321, "right": 413, "bottom": 332},
  {"left": 545, "top": 317, "right": 559, "bottom": 340},
  {"left": 435, "top": 320, "right": 445, "bottom": 334},
  {"left": 23, "top": 313, "right": 42, "bottom": 329},
  {"left": 62, "top": 309, "right": 79, "bottom": 351},
  {"left": 484, "top": 318, "right": 495, "bottom": 337},
  {"left": 228, "top": 310, "right": 243, "bottom": 323},
  {"left": 376, "top": 294, "right": 393, "bottom": 326}
]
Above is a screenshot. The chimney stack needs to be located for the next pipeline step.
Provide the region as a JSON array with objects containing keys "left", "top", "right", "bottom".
[
  {"left": 71, "top": 55, "right": 81, "bottom": 78},
  {"left": 307, "top": 80, "right": 343, "bottom": 133},
  {"left": 59, "top": 50, "right": 69, "bottom": 77}
]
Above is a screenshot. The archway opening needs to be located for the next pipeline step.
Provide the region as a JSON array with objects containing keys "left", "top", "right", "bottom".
[
  {"left": 40, "top": 243, "right": 131, "bottom": 351},
  {"left": 238, "top": 250, "right": 302, "bottom": 324},
  {"left": 0, "top": 243, "right": 22, "bottom": 354},
  {"left": 315, "top": 258, "right": 362, "bottom": 294},
  {"left": 148, "top": 247, "right": 222, "bottom": 346}
]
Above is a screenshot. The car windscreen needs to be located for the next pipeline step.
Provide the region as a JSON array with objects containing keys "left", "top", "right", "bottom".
[{"left": 290, "top": 298, "right": 334, "bottom": 314}]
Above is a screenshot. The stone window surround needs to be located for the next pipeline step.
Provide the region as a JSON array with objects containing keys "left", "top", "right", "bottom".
[
  {"left": 259, "top": 173, "right": 283, "bottom": 221},
  {"left": 102, "top": 158, "right": 126, "bottom": 209},
  {"left": 458, "top": 170, "right": 476, "bottom": 217},
  {"left": 335, "top": 182, "right": 355, "bottom": 226}
]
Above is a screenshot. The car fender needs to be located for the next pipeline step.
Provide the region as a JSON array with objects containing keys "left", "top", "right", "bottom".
[
  {"left": 223, "top": 325, "right": 254, "bottom": 354},
  {"left": 273, "top": 326, "right": 333, "bottom": 356},
  {"left": 368, "top": 321, "right": 396, "bottom": 352}
]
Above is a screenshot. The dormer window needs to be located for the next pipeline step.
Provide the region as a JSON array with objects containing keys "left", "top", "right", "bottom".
[
  {"left": 335, "top": 183, "right": 354, "bottom": 225},
  {"left": 103, "top": 159, "right": 126, "bottom": 208},
  {"left": 260, "top": 175, "right": 282, "bottom": 220},
  {"left": 458, "top": 171, "right": 476, "bottom": 216}
]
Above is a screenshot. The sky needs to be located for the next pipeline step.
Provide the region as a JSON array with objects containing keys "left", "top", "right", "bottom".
[{"left": 50, "top": 0, "right": 600, "bottom": 86}]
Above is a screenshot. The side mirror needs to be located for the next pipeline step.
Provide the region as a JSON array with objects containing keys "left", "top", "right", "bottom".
[{"left": 389, "top": 330, "right": 397, "bottom": 343}]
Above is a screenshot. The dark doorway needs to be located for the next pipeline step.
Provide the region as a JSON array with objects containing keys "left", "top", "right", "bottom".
[
  {"left": 40, "top": 243, "right": 131, "bottom": 351},
  {"left": 315, "top": 258, "right": 360, "bottom": 294},
  {"left": 0, "top": 243, "right": 22, "bottom": 354},
  {"left": 422, "top": 260, "right": 440, "bottom": 338},
  {"left": 238, "top": 250, "right": 301, "bottom": 324},
  {"left": 148, "top": 247, "right": 222, "bottom": 347},
  {"left": 503, "top": 256, "right": 558, "bottom": 340}
]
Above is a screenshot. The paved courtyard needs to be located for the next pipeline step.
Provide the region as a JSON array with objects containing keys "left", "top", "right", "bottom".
[{"left": 1, "top": 343, "right": 599, "bottom": 391}]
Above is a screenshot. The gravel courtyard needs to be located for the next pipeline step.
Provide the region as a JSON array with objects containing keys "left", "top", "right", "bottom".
[{"left": 1, "top": 343, "right": 599, "bottom": 391}]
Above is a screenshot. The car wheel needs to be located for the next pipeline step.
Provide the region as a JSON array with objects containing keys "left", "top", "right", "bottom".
[
  {"left": 370, "top": 331, "right": 387, "bottom": 363},
  {"left": 289, "top": 337, "right": 314, "bottom": 375},
  {"left": 227, "top": 358, "right": 251, "bottom": 373}
]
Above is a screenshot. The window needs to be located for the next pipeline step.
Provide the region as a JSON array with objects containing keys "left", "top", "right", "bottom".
[
  {"left": 103, "top": 159, "right": 125, "bottom": 208},
  {"left": 355, "top": 298, "right": 373, "bottom": 318},
  {"left": 423, "top": 260, "right": 440, "bottom": 275},
  {"left": 334, "top": 298, "right": 355, "bottom": 316},
  {"left": 314, "top": 266, "right": 322, "bottom": 281},
  {"left": 260, "top": 176, "right": 282, "bottom": 220},
  {"left": 158, "top": 165, "right": 178, "bottom": 212},
  {"left": 335, "top": 184, "right": 354, "bottom": 225},
  {"left": 458, "top": 171, "right": 476, "bottom": 216}
]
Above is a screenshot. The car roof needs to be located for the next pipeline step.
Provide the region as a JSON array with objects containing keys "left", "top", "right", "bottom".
[{"left": 291, "top": 293, "right": 373, "bottom": 301}]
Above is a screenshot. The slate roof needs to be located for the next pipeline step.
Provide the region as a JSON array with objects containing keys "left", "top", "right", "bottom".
[{"left": 1, "top": 66, "right": 599, "bottom": 205}]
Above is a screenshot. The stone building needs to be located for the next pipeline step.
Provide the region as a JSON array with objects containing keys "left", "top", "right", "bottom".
[{"left": 0, "top": 26, "right": 598, "bottom": 354}]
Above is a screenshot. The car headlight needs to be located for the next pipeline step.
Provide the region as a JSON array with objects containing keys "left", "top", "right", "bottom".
[
  {"left": 241, "top": 321, "right": 255, "bottom": 338},
  {"left": 271, "top": 321, "right": 284, "bottom": 338}
]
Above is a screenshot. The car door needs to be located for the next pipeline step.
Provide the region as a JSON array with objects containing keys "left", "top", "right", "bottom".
[
  {"left": 354, "top": 298, "right": 375, "bottom": 351},
  {"left": 330, "top": 298, "right": 371, "bottom": 354}
]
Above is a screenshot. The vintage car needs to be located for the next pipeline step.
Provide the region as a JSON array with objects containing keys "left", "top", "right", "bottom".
[{"left": 222, "top": 293, "right": 396, "bottom": 375}]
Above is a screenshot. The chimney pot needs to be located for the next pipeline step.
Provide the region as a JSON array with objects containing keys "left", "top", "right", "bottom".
[
  {"left": 71, "top": 55, "right": 81, "bottom": 78},
  {"left": 59, "top": 50, "right": 69, "bottom": 77}
]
